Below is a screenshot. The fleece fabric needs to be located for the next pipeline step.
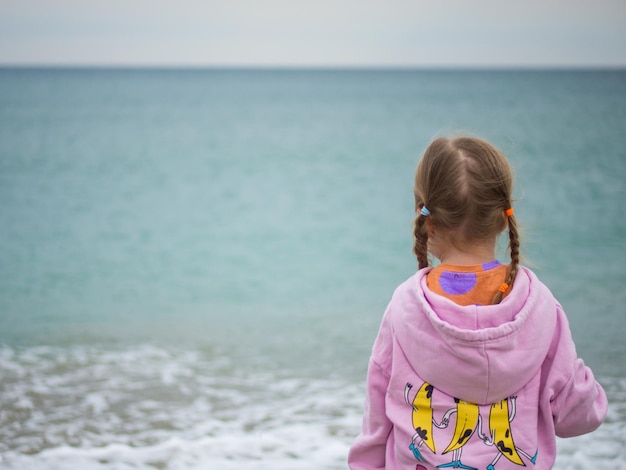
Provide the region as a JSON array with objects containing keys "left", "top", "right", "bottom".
[{"left": 348, "top": 266, "right": 607, "bottom": 470}]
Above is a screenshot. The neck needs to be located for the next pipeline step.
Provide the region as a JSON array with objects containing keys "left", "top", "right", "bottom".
[{"left": 434, "top": 237, "right": 497, "bottom": 266}]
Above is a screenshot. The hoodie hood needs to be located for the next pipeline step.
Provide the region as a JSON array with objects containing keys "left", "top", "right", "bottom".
[{"left": 391, "top": 266, "right": 558, "bottom": 405}]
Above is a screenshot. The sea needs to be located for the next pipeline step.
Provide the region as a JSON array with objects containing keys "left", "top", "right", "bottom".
[{"left": 0, "top": 68, "right": 625, "bottom": 469}]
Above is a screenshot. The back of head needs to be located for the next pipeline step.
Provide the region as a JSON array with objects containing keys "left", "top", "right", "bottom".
[{"left": 413, "top": 136, "right": 520, "bottom": 303}]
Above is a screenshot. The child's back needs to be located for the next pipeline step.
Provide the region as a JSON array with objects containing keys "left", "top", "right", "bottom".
[{"left": 348, "top": 136, "right": 607, "bottom": 470}]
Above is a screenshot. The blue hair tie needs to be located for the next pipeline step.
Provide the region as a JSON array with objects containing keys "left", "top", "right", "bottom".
[{"left": 420, "top": 206, "right": 431, "bottom": 217}]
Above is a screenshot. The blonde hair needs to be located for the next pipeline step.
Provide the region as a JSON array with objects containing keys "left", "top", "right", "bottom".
[{"left": 413, "top": 136, "right": 519, "bottom": 304}]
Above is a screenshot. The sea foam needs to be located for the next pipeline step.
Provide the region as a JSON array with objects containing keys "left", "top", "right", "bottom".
[{"left": 0, "top": 345, "right": 623, "bottom": 469}]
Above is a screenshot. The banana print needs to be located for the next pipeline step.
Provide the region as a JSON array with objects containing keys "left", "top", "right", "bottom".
[
  {"left": 489, "top": 398, "right": 524, "bottom": 466},
  {"left": 404, "top": 384, "right": 536, "bottom": 468},
  {"left": 442, "top": 398, "right": 480, "bottom": 454},
  {"left": 405, "top": 382, "right": 437, "bottom": 453}
]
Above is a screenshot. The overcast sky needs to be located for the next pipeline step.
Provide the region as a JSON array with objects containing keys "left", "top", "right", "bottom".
[{"left": 1, "top": 0, "right": 625, "bottom": 67}]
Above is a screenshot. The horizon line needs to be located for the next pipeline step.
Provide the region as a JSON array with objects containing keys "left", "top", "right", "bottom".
[{"left": 1, "top": 63, "right": 625, "bottom": 72}]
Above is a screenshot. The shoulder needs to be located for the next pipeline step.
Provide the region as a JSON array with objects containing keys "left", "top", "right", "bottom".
[
  {"left": 378, "top": 269, "right": 435, "bottom": 341},
  {"left": 515, "top": 266, "right": 573, "bottom": 355},
  {"left": 374, "top": 270, "right": 426, "bottom": 336},
  {"left": 390, "top": 268, "right": 430, "bottom": 299},
  {"left": 384, "top": 270, "right": 429, "bottom": 319},
  {"left": 514, "top": 266, "right": 560, "bottom": 307}
]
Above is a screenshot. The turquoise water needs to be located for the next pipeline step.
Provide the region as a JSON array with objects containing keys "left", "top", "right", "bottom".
[{"left": 0, "top": 68, "right": 625, "bottom": 468}]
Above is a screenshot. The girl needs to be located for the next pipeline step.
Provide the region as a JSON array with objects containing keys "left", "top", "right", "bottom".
[{"left": 348, "top": 136, "right": 607, "bottom": 470}]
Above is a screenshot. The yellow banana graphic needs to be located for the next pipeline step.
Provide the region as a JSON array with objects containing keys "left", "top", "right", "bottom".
[
  {"left": 409, "top": 382, "right": 436, "bottom": 453},
  {"left": 489, "top": 398, "right": 524, "bottom": 465},
  {"left": 442, "top": 398, "right": 479, "bottom": 454}
]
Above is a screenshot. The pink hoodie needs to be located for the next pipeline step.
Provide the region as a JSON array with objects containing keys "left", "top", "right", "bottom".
[{"left": 348, "top": 266, "right": 607, "bottom": 470}]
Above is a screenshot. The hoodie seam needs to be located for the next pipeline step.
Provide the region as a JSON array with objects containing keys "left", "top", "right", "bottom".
[
  {"left": 436, "top": 327, "right": 524, "bottom": 345},
  {"left": 483, "top": 341, "right": 491, "bottom": 403},
  {"left": 371, "top": 355, "right": 391, "bottom": 380}
]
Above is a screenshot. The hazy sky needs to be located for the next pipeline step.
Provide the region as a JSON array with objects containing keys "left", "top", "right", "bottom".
[{"left": 1, "top": 0, "right": 625, "bottom": 67}]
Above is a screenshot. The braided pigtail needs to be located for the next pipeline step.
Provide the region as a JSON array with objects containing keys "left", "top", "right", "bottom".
[
  {"left": 492, "top": 211, "right": 520, "bottom": 304},
  {"left": 413, "top": 206, "right": 430, "bottom": 269}
]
